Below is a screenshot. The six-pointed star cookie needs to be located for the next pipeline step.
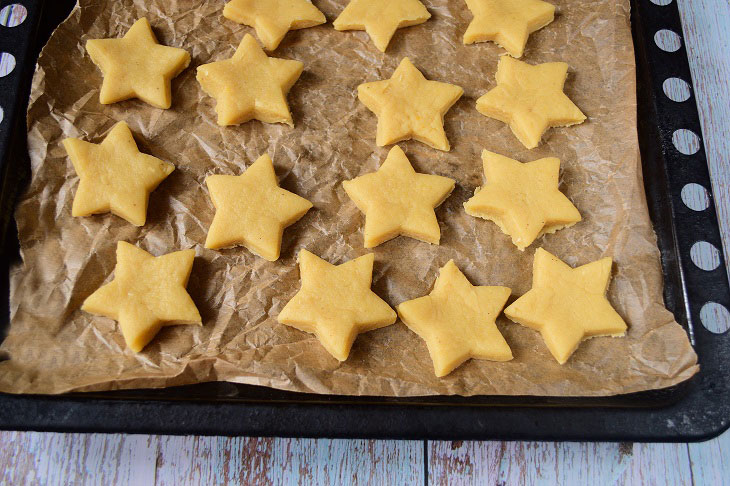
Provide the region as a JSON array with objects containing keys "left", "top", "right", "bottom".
[
  {"left": 397, "top": 260, "right": 512, "bottom": 377},
  {"left": 463, "top": 0, "right": 555, "bottom": 58},
  {"left": 62, "top": 121, "right": 174, "bottom": 226},
  {"left": 278, "top": 250, "right": 397, "bottom": 361},
  {"left": 333, "top": 0, "right": 431, "bottom": 52},
  {"left": 358, "top": 57, "right": 464, "bottom": 151},
  {"left": 205, "top": 154, "right": 312, "bottom": 261},
  {"left": 342, "top": 146, "right": 455, "bottom": 248},
  {"left": 86, "top": 17, "right": 191, "bottom": 109},
  {"left": 82, "top": 241, "right": 202, "bottom": 353},
  {"left": 223, "top": 0, "right": 326, "bottom": 51},
  {"left": 504, "top": 248, "right": 627, "bottom": 364},
  {"left": 464, "top": 150, "right": 581, "bottom": 250},
  {"left": 196, "top": 34, "right": 304, "bottom": 126},
  {"left": 476, "top": 56, "right": 586, "bottom": 149}
]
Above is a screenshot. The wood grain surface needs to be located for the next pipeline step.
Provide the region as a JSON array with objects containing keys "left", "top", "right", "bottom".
[{"left": 1, "top": 0, "right": 729, "bottom": 484}]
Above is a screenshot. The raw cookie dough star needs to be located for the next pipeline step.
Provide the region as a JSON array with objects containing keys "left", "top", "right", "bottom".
[
  {"left": 333, "top": 0, "right": 431, "bottom": 52},
  {"left": 358, "top": 57, "right": 464, "bottom": 151},
  {"left": 196, "top": 34, "right": 304, "bottom": 126},
  {"left": 278, "top": 250, "right": 397, "bottom": 361},
  {"left": 62, "top": 121, "right": 174, "bottom": 227},
  {"left": 223, "top": 0, "right": 326, "bottom": 51},
  {"left": 86, "top": 17, "right": 191, "bottom": 109},
  {"left": 82, "top": 241, "right": 202, "bottom": 353},
  {"left": 476, "top": 56, "right": 586, "bottom": 149},
  {"left": 463, "top": 0, "right": 555, "bottom": 58},
  {"left": 342, "top": 146, "right": 455, "bottom": 248},
  {"left": 397, "top": 260, "right": 512, "bottom": 377},
  {"left": 204, "top": 153, "right": 312, "bottom": 261},
  {"left": 504, "top": 248, "right": 627, "bottom": 364},
  {"left": 464, "top": 150, "right": 581, "bottom": 250}
]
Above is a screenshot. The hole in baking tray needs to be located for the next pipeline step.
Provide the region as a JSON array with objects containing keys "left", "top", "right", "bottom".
[
  {"left": 672, "top": 129, "right": 701, "bottom": 155},
  {"left": 654, "top": 29, "right": 682, "bottom": 52},
  {"left": 690, "top": 241, "right": 721, "bottom": 271},
  {"left": 681, "top": 183, "right": 711, "bottom": 211},
  {"left": 0, "top": 4, "right": 27, "bottom": 27},
  {"left": 0, "top": 52, "right": 15, "bottom": 77},
  {"left": 663, "top": 77, "right": 691, "bottom": 102},
  {"left": 700, "top": 302, "right": 730, "bottom": 334},
  {"left": 650, "top": 0, "right": 673, "bottom": 5}
]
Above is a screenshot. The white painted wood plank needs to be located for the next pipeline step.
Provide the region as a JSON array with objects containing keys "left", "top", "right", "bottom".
[
  {"left": 151, "top": 436, "right": 425, "bottom": 485},
  {"left": 0, "top": 431, "right": 158, "bottom": 485},
  {"left": 0, "top": 432, "right": 423, "bottom": 485},
  {"left": 427, "top": 441, "right": 694, "bottom": 486},
  {"left": 688, "top": 429, "right": 730, "bottom": 486}
]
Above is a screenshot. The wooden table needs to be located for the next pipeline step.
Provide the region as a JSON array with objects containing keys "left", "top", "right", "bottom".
[{"left": 1, "top": 0, "right": 728, "bottom": 483}]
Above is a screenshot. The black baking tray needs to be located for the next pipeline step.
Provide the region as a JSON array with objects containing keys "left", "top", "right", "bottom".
[{"left": 1, "top": 0, "right": 728, "bottom": 442}]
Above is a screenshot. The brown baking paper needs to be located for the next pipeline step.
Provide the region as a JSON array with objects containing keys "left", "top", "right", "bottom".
[{"left": 0, "top": 0, "right": 699, "bottom": 395}]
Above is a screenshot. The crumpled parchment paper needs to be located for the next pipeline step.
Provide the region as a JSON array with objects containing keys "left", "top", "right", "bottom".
[{"left": 0, "top": 0, "right": 699, "bottom": 395}]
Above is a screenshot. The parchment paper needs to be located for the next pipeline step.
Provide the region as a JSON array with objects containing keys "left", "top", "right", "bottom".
[{"left": 0, "top": 0, "right": 699, "bottom": 395}]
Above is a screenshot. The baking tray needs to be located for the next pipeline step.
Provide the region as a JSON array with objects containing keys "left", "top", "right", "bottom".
[{"left": 0, "top": 0, "right": 728, "bottom": 442}]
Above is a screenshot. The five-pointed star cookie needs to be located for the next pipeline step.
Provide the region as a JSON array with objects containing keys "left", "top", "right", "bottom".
[
  {"left": 342, "top": 146, "right": 455, "bottom": 248},
  {"left": 463, "top": 0, "right": 555, "bottom": 58},
  {"left": 476, "top": 56, "right": 586, "bottom": 149},
  {"left": 204, "top": 154, "right": 312, "bottom": 261},
  {"left": 82, "top": 241, "right": 202, "bottom": 353},
  {"left": 62, "top": 121, "right": 174, "bottom": 226},
  {"left": 278, "top": 250, "right": 397, "bottom": 361},
  {"left": 397, "top": 260, "right": 512, "bottom": 377},
  {"left": 333, "top": 0, "right": 431, "bottom": 52},
  {"left": 464, "top": 150, "right": 581, "bottom": 250},
  {"left": 86, "top": 18, "right": 191, "bottom": 109},
  {"left": 358, "top": 57, "right": 464, "bottom": 151},
  {"left": 223, "top": 0, "right": 326, "bottom": 51},
  {"left": 504, "top": 248, "right": 627, "bottom": 364},
  {"left": 196, "top": 34, "right": 304, "bottom": 126}
]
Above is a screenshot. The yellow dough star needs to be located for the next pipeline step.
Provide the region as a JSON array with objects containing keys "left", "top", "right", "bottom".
[
  {"left": 204, "top": 153, "right": 312, "bottom": 261},
  {"left": 278, "top": 250, "right": 397, "bottom": 361},
  {"left": 82, "top": 241, "right": 202, "bottom": 353},
  {"left": 333, "top": 0, "right": 431, "bottom": 52},
  {"left": 358, "top": 57, "right": 464, "bottom": 151},
  {"left": 62, "top": 121, "right": 175, "bottom": 227},
  {"left": 476, "top": 56, "right": 586, "bottom": 149},
  {"left": 342, "top": 146, "right": 455, "bottom": 248},
  {"left": 85, "top": 18, "right": 191, "bottom": 109},
  {"left": 223, "top": 0, "right": 326, "bottom": 51},
  {"left": 463, "top": 0, "right": 555, "bottom": 58},
  {"left": 397, "top": 260, "right": 512, "bottom": 377},
  {"left": 464, "top": 150, "right": 580, "bottom": 250},
  {"left": 196, "top": 34, "right": 304, "bottom": 126},
  {"left": 504, "top": 248, "right": 627, "bottom": 364}
]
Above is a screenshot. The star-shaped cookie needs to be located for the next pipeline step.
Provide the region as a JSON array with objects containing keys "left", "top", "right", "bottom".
[
  {"left": 82, "top": 241, "right": 202, "bottom": 353},
  {"left": 205, "top": 154, "right": 312, "bottom": 261},
  {"left": 342, "top": 146, "right": 455, "bottom": 248},
  {"left": 278, "top": 250, "right": 397, "bottom": 361},
  {"left": 504, "top": 248, "right": 627, "bottom": 364},
  {"left": 223, "top": 0, "right": 326, "bottom": 51},
  {"left": 463, "top": 0, "right": 555, "bottom": 58},
  {"left": 397, "top": 260, "right": 512, "bottom": 377},
  {"left": 86, "top": 18, "right": 191, "bottom": 109},
  {"left": 62, "top": 121, "right": 174, "bottom": 227},
  {"left": 358, "top": 57, "right": 464, "bottom": 151},
  {"left": 196, "top": 34, "right": 304, "bottom": 126},
  {"left": 476, "top": 56, "right": 586, "bottom": 149},
  {"left": 333, "top": 0, "right": 431, "bottom": 52},
  {"left": 464, "top": 150, "right": 581, "bottom": 250}
]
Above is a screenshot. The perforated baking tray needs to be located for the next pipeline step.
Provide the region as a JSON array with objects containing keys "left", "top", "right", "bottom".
[{"left": 0, "top": 0, "right": 728, "bottom": 441}]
